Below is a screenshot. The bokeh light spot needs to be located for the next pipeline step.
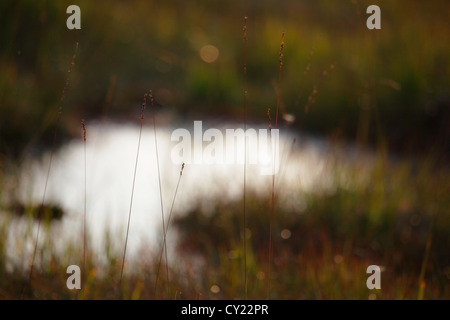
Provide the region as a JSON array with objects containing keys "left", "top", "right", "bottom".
[{"left": 200, "top": 44, "right": 219, "bottom": 63}]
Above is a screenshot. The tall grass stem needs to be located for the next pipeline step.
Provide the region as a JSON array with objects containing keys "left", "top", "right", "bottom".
[
  {"left": 21, "top": 42, "right": 78, "bottom": 299},
  {"left": 149, "top": 91, "right": 169, "bottom": 297},
  {"left": 155, "top": 163, "right": 185, "bottom": 297},
  {"left": 119, "top": 92, "right": 147, "bottom": 293},
  {"left": 242, "top": 15, "right": 248, "bottom": 300}
]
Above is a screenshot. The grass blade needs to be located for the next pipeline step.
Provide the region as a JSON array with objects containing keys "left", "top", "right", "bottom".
[
  {"left": 119, "top": 92, "right": 148, "bottom": 294},
  {"left": 149, "top": 91, "right": 169, "bottom": 297},
  {"left": 21, "top": 42, "right": 78, "bottom": 299}
]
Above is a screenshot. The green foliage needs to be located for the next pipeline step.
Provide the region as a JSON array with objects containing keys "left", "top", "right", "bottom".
[{"left": 1, "top": 1, "right": 449, "bottom": 157}]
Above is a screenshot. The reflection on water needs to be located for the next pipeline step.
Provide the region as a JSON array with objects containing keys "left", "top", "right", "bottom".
[{"left": 3, "top": 121, "right": 373, "bottom": 271}]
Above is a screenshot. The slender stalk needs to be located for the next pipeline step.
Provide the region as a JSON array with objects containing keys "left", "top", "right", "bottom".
[
  {"left": 81, "top": 119, "right": 87, "bottom": 285},
  {"left": 267, "top": 108, "right": 274, "bottom": 299},
  {"left": 242, "top": 15, "right": 248, "bottom": 300},
  {"left": 155, "top": 163, "right": 185, "bottom": 297},
  {"left": 149, "top": 90, "right": 169, "bottom": 296},
  {"left": 418, "top": 215, "right": 434, "bottom": 300},
  {"left": 21, "top": 42, "right": 78, "bottom": 299},
  {"left": 417, "top": 233, "right": 432, "bottom": 300},
  {"left": 119, "top": 92, "right": 147, "bottom": 293},
  {"left": 275, "top": 32, "right": 284, "bottom": 129},
  {"left": 268, "top": 33, "right": 284, "bottom": 299}
]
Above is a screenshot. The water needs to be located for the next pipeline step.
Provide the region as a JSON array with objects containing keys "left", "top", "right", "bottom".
[{"left": 2, "top": 120, "right": 373, "bottom": 271}]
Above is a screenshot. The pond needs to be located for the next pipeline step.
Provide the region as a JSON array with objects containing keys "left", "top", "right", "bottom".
[{"left": 2, "top": 120, "right": 373, "bottom": 272}]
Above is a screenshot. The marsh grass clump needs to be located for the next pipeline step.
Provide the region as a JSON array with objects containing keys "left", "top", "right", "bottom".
[{"left": 171, "top": 158, "right": 449, "bottom": 299}]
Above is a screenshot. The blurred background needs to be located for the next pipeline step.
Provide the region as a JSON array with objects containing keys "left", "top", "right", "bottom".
[
  {"left": 0, "top": 0, "right": 449, "bottom": 299},
  {"left": 1, "top": 0, "right": 448, "bottom": 158}
]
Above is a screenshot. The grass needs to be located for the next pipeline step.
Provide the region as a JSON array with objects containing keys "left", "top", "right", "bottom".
[
  {"left": 155, "top": 162, "right": 185, "bottom": 299},
  {"left": 171, "top": 157, "right": 449, "bottom": 299},
  {"left": 0, "top": 2, "right": 449, "bottom": 300},
  {"left": 1, "top": 152, "right": 447, "bottom": 299},
  {"left": 267, "top": 32, "right": 285, "bottom": 299},
  {"left": 80, "top": 118, "right": 87, "bottom": 299},
  {"left": 149, "top": 90, "right": 169, "bottom": 298},
  {"left": 20, "top": 42, "right": 78, "bottom": 299},
  {"left": 242, "top": 15, "right": 248, "bottom": 300},
  {"left": 119, "top": 91, "right": 147, "bottom": 292},
  {"left": 1, "top": 2, "right": 448, "bottom": 159}
]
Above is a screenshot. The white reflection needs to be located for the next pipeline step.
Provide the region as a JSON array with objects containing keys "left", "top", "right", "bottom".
[{"left": 4, "top": 120, "right": 372, "bottom": 270}]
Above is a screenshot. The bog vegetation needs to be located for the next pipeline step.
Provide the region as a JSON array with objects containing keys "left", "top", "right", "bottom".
[{"left": 0, "top": 1, "right": 448, "bottom": 299}]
